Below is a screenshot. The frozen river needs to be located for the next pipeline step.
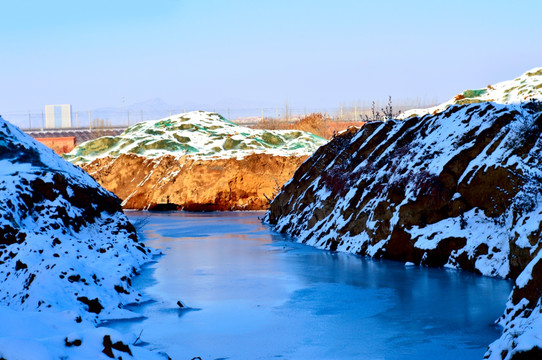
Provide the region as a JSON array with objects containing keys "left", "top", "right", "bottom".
[{"left": 113, "top": 211, "right": 512, "bottom": 360}]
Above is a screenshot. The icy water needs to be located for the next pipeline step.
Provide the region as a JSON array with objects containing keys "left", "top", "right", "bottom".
[{"left": 114, "top": 211, "right": 512, "bottom": 360}]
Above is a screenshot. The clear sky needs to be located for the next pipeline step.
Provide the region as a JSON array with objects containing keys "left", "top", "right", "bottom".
[{"left": 1, "top": 0, "right": 541, "bottom": 115}]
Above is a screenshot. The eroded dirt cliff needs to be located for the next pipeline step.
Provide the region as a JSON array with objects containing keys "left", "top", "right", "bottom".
[{"left": 82, "top": 153, "right": 308, "bottom": 210}]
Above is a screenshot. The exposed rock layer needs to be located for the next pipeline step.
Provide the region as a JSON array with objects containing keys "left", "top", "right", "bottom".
[
  {"left": 82, "top": 153, "right": 308, "bottom": 210},
  {"left": 265, "top": 102, "right": 542, "bottom": 359}
]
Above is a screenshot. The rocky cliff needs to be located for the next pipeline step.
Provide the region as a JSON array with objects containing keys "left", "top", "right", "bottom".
[
  {"left": 265, "top": 101, "right": 542, "bottom": 359},
  {"left": 0, "top": 116, "right": 161, "bottom": 359},
  {"left": 63, "top": 111, "right": 326, "bottom": 210}
]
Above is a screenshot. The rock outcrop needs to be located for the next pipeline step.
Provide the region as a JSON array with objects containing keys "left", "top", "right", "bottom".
[
  {"left": 63, "top": 111, "right": 326, "bottom": 210},
  {"left": 264, "top": 101, "right": 542, "bottom": 359},
  {"left": 0, "top": 116, "right": 161, "bottom": 358},
  {"left": 82, "top": 152, "right": 308, "bottom": 210}
]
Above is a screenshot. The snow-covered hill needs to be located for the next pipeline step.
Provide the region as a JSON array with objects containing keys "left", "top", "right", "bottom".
[
  {"left": 63, "top": 110, "right": 326, "bottom": 164},
  {"left": 62, "top": 110, "right": 326, "bottom": 211},
  {"left": 265, "top": 101, "right": 542, "bottom": 359},
  {"left": 400, "top": 67, "right": 542, "bottom": 119},
  {"left": 0, "top": 116, "right": 162, "bottom": 358}
]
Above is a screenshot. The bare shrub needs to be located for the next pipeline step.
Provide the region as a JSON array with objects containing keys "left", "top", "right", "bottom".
[
  {"left": 322, "top": 164, "right": 350, "bottom": 196},
  {"left": 251, "top": 112, "right": 334, "bottom": 139},
  {"left": 363, "top": 96, "right": 402, "bottom": 122},
  {"left": 263, "top": 180, "right": 283, "bottom": 204},
  {"left": 394, "top": 142, "right": 415, "bottom": 158},
  {"left": 131, "top": 214, "right": 151, "bottom": 234},
  {"left": 512, "top": 168, "right": 542, "bottom": 216},
  {"left": 413, "top": 170, "right": 449, "bottom": 205},
  {"left": 387, "top": 175, "right": 408, "bottom": 197},
  {"left": 506, "top": 100, "right": 542, "bottom": 149}
]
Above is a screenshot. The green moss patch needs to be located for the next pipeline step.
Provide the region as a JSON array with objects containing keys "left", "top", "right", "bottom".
[
  {"left": 172, "top": 134, "right": 191, "bottom": 143},
  {"left": 462, "top": 89, "right": 487, "bottom": 98},
  {"left": 223, "top": 137, "right": 243, "bottom": 150},
  {"left": 76, "top": 137, "right": 120, "bottom": 155},
  {"left": 261, "top": 132, "right": 285, "bottom": 146}
]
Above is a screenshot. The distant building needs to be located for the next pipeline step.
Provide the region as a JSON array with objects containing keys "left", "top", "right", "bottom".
[{"left": 45, "top": 104, "right": 72, "bottom": 129}]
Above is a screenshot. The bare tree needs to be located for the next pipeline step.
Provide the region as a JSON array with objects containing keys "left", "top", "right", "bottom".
[
  {"left": 381, "top": 96, "right": 401, "bottom": 120},
  {"left": 362, "top": 96, "right": 401, "bottom": 122}
]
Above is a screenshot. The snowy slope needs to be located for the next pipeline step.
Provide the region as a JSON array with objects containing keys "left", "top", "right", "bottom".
[
  {"left": 264, "top": 101, "right": 542, "bottom": 359},
  {"left": 400, "top": 67, "right": 542, "bottom": 119},
  {"left": 63, "top": 110, "right": 327, "bottom": 164},
  {"left": 265, "top": 102, "right": 542, "bottom": 278},
  {"left": 0, "top": 116, "right": 163, "bottom": 359},
  {"left": 487, "top": 250, "right": 542, "bottom": 360}
]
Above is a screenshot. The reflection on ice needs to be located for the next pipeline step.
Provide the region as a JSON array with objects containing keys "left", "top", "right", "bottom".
[{"left": 107, "top": 211, "right": 512, "bottom": 360}]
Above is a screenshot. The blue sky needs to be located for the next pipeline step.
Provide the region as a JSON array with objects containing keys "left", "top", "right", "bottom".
[{"left": 1, "top": 0, "right": 541, "bottom": 115}]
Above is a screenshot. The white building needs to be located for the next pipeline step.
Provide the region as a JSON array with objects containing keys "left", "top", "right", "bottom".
[{"left": 45, "top": 104, "right": 72, "bottom": 129}]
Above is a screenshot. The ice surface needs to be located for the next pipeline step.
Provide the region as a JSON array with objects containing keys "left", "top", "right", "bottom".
[{"left": 106, "top": 212, "right": 512, "bottom": 360}]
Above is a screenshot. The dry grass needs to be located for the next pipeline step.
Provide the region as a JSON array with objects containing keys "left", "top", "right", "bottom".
[
  {"left": 327, "top": 121, "right": 366, "bottom": 135},
  {"left": 247, "top": 97, "right": 440, "bottom": 139},
  {"left": 251, "top": 117, "right": 286, "bottom": 130},
  {"left": 250, "top": 112, "right": 364, "bottom": 139},
  {"left": 291, "top": 113, "right": 333, "bottom": 138}
]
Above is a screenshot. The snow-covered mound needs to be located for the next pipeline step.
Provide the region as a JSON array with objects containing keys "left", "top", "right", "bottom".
[
  {"left": 400, "top": 67, "right": 542, "bottom": 119},
  {"left": 62, "top": 110, "right": 327, "bottom": 211},
  {"left": 63, "top": 110, "right": 326, "bottom": 164},
  {"left": 0, "top": 116, "right": 162, "bottom": 358},
  {"left": 264, "top": 101, "right": 542, "bottom": 359}
]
